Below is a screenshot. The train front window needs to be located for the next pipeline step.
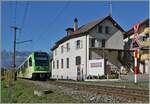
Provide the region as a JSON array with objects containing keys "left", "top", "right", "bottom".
[{"left": 35, "top": 53, "right": 49, "bottom": 66}]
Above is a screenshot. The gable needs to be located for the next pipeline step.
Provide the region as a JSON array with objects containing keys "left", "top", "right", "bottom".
[
  {"left": 51, "top": 16, "right": 125, "bottom": 51},
  {"left": 89, "top": 19, "right": 123, "bottom": 41}
]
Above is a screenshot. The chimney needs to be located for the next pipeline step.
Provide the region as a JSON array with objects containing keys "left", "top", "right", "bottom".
[
  {"left": 66, "top": 28, "right": 73, "bottom": 36},
  {"left": 74, "top": 18, "right": 78, "bottom": 32}
]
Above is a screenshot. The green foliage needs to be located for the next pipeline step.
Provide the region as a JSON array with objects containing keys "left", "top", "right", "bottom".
[
  {"left": 108, "top": 74, "right": 119, "bottom": 79},
  {"left": 4, "top": 70, "right": 13, "bottom": 88}
]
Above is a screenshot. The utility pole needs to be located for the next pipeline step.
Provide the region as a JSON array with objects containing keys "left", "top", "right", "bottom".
[
  {"left": 12, "top": 26, "right": 19, "bottom": 81},
  {"left": 11, "top": 26, "right": 32, "bottom": 81}
]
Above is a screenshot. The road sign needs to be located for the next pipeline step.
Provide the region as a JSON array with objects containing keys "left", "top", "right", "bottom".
[
  {"left": 131, "top": 40, "right": 140, "bottom": 49},
  {"left": 131, "top": 33, "right": 140, "bottom": 49},
  {"left": 133, "top": 33, "right": 139, "bottom": 41},
  {"left": 133, "top": 24, "right": 140, "bottom": 32}
]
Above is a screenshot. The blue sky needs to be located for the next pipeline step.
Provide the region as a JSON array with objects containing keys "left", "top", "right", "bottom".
[{"left": 2, "top": 1, "right": 149, "bottom": 53}]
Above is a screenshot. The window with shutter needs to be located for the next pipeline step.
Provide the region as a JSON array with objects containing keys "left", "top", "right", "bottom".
[
  {"left": 91, "top": 38, "right": 95, "bottom": 47},
  {"left": 76, "top": 40, "right": 83, "bottom": 49},
  {"left": 105, "top": 26, "right": 109, "bottom": 34},
  {"left": 102, "top": 39, "right": 105, "bottom": 48},
  {"left": 66, "top": 58, "right": 69, "bottom": 68},
  {"left": 61, "top": 59, "right": 63, "bottom": 68},
  {"left": 76, "top": 40, "right": 80, "bottom": 49},
  {"left": 76, "top": 56, "right": 81, "bottom": 65},
  {"left": 24, "top": 61, "right": 28, "bottom": 68},
  {"left": 98, "top": 25, "right": 102, "bottom": 33},
  {"left": 66, "top": 43, "right": 70, "bottom": 52},
  {"left": 57, "top": 60, "right": 59, "bottom": 69}
]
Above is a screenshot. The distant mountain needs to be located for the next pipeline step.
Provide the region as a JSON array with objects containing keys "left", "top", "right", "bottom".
[{"left": 1, "top": 50, "right": 32, "bottom": 68}]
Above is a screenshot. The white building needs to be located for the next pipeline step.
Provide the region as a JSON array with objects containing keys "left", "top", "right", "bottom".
[{"left": 51, "top": 15, "right": 125, "bottom": 80}]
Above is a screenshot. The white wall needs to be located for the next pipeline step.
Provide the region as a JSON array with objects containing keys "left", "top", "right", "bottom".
[
  {"left": 52, "top": 35, "right": 87, "bottom": 80},
  {"left": 89, "top": 19, "right": 118, "bottom": 40},
  {"left": 106, "top": 31, "right": 124, "bottom": 49},
  {"left": 51, "top": 19, "right": 124, "bottom": 80},
  {"left": 89, "top": 19, "right": 124, "bottom": 49}
]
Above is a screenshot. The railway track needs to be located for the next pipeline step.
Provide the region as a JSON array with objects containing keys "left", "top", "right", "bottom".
[
  {"left": 21, "top": 78, "right": 149, "bottom": 102},
  {"left": 45, "top": 80, "right": 149, "bottom": 102}
]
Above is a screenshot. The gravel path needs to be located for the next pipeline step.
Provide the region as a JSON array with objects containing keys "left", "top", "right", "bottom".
[{"left": 23, "top": 79, "right": 147, "bottom": 103}]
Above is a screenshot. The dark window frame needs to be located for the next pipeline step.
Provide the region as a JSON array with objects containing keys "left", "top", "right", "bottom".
[
  {"left": 24, "top": 61, "right": 28, "bottom": 68},
  {"left": 76, "top": 56, "right": 81, "bottom": 65},
  {"left": 105, "top": 26, "right": 109, "bottom": 34},
  {"left": 57, "top": 60, "right": 59, "bottom": 69},
  {"left": 76, "top": 40, "right": 80, "bottom": 49},
  {"left": 66, "top": 58, "right": 69, "bottom": 68},
  {"left": 91, "top": 38, "right": 95, "bottom": 47},
  {"left": 61, "top": 59, "right": 64, "bottom": 68},
  {"left": 66, "top": 43, "right": 70, "bottom": 52},
  {"left": 98, "top": 25, "right": 102, "bottom": 33},
  {"left": 102, "top": 39, "right": 105, "bottom": 48},
  {"left": 29, "top": 57, "right": 32, "bottom": 67}
]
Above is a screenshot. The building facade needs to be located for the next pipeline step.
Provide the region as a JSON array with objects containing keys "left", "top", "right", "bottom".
[
  {"left": 123, "top": 18, "right": 149, "bottom": 74},
  {"left": 51, "top": 16, "right": 125, "bottom": 80}
]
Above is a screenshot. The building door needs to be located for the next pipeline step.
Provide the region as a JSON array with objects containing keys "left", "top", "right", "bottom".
[
  {"left": 76, "top": 56, "right": 81, "bottom": 80},
  {"left": 77, "top": 66, "right": 81, "bottom": 80}
]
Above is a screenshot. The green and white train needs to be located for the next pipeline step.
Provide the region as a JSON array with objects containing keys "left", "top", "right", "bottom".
[{"left": 17, "top": 52, "right": 50, "bottom": 80}]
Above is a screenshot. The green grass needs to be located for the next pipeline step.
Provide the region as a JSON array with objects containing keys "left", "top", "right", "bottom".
[{"left": 1, "top": 79, "right": 82, "bottom": 103}]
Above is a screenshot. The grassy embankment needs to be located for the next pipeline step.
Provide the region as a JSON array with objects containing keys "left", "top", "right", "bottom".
[
  {"left": 109, "top": 81, "right": 149, "bottom": 89},
  {"left": 1, "top": 79, "right": 81, "bottom": 103}
]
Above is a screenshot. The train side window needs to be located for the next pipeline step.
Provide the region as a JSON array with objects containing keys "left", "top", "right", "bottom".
[
  {"left": 24, "top": 61, "right": 27, "bottom": 68},
  {"left": 29, "top": 57, "right": 32, "bottom": 66}
]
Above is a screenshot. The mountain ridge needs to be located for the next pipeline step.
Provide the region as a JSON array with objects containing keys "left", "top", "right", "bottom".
[{"left": 1, "top": 50, "right": 32, "bottom": 68}]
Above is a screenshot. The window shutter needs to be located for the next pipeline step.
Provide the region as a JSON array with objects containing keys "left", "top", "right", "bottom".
[{"left": 74, "top": 41, "right": 77, "bottom": 49}]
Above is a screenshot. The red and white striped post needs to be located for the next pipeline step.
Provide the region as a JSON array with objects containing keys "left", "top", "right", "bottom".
[
  {"left": 134, "top": 49, "right": 138, "bottom": 83},
  {"left": 133, "top": 24, "right": 140, "bottom": 83}
]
